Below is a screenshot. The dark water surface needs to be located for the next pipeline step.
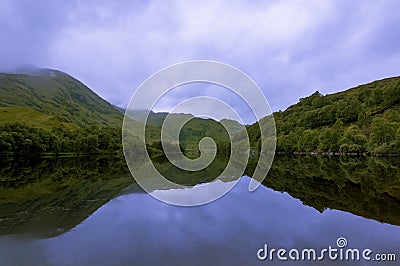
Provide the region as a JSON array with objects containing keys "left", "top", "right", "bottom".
[{"left": 0, "top": 156, "right": 399, "bottom": 265}]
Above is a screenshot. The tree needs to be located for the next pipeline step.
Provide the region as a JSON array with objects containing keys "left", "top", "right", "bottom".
[
  {"left": 337, "top": 98, "right": 362, "bottom": 122},
  {"left": 370, "top": 117, "right": 396, "bottom": 145},
  {"left": 277, "top": 131, "right": 300, "bottom": 152},
  {"left": 319, "top": 128, "right": 340, "bottom": 151},
  {"left": 0, "top": 132, "right": 13, "bottom": 152},
  {"left": 339, "top": 125, "right": 367, "bottom": 153},
  {"left": 298, "top": 130, "right": 319, "bottom": 152}
]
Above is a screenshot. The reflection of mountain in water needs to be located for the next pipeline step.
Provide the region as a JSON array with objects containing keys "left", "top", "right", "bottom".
[
  {"left": 118, "top": 155, "right": 236, "bottom": 195},
  {"left": 246, "top": 155, "right": 400, "bottom": 226},
  {"left": 0, "top": 156, "right": 133, "bottom": 238},
  {"left": 1, "top": 154, "right": 399, "bottom": 238},
  {"left": 0, "top": 154, "right": 238, "bottom": 238}
]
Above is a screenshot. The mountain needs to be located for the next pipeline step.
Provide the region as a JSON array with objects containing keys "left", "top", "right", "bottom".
[
  {"left": 0, "top": 68, "right": 122, "bottom": 127},
  {"left": 0, "top": 68, "right": 124, "bottom": 154},
  {"left": 2, "top": 68, "right": 400, "bottom": 156},
  {"left": 112, "top": 104, "right": 126, "bottom": 115},
  {"left": 0, "top": 107, "right": 79, "bottom": 130},
  {"left": 0, "top": 68, "right": 245, "bottom": 155},
  {"left": 126, "top": 110, "right": 194, "bottom": 128},
  {"left": 126, "top": 110, "right": 244, "bottom": 148},
  {"left": 245, "top": 76, "right": 400, "bottom": 155},
  {"left": 220, "top": 118, "right": 244, "bottom": 133}
]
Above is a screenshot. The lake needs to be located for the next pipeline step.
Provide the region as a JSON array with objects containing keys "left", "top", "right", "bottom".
[{"left": 0, "top": 155, "right": 399, "bottom": 265}]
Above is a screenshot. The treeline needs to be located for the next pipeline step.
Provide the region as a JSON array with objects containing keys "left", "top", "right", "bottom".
[
  {"left": 245, "top": 76, "right": 400, "bottom": 156},
  {"left": 0, "top": 121, "right": 231, "bottom": 156},
  {"left": 3, "top": 77, "right": 400, "bottom": 156},
  {"left": 274, "top": 113, "right": 400, "bottom": 155},
  {"left": 0, "top": 122, "right": 122, "bottom": 154}
]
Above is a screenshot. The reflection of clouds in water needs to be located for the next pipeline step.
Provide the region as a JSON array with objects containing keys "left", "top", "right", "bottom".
[
  {"left": 0, "top": 176, "right": 399, "bottom": 266},
  {"left": 151, "top": 180, "right": 237, "bottom": 206}
]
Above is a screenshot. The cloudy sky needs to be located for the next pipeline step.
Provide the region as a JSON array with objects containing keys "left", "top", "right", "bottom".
[{"left": 1, "top": 0, "right": 400, "bottom": 123}]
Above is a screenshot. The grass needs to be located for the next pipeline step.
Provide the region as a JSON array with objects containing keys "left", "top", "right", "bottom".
[
  {"left": 0, "top": 107, "right": 78, "bottom": 130},
  {"left": 0, "top": 70, "right": 123, "bottom": 127}
]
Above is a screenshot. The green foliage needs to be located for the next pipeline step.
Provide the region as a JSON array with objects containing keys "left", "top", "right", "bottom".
[
  {"left": 216, "top": 141, "right": 231, "bottom": 155},
  {"left": 370, "top": 117, "right": 397, "bottom": 145},
  {"left": 0, "top": 69, "right": 123, "bottom": 127},
  {"left": 244, "top": 76, "right": 400, "bottom": 156},
  {"left": 298, "top": 129, "right": 319, "bottom": 152},
  {"left": 0, "top": 69, "right": 129, "bottom": 155},
  {"left": 0, "top": 122, "right": 122, "bottom": 154},
  {"left": 0, "top": 107, "right": 78, "bottom": 130},
  {"left": 132, "top": 112, "right": 242, "bottom": 156},
  {"left": 318, "top": 127, "right": 340, "bottom": 151},
  {"left": 3, "top": 68, "right": 400, "bottom": 157}
]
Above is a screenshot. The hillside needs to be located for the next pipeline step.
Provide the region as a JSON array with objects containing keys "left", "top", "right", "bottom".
[
  {"left": 0, "top": 107, "right": 78, "bottom": 130},
  {"left": 126, "top": 111, "right": 243, "bottom": 156},
  {"left": 0, "top": 68, "right": 122, "bottom": 127},
  {"left": 4, "top": 67, "right": 398, "bottom": 156},
  {"left": 0, "top": 68, "right": 123, "bottom": 154},
  {"left": 0, "top": 68, "right": 243, "bottom": 155},
  {"left": 245, "top": 76, "right": 400, "bottom": 155}
]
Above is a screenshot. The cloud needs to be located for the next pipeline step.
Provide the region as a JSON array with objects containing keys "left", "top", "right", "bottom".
[
  {"left": 1, "top": 0, "right": 400, "bottom": 123},
  {"left": 152, "top": 83, "right": 258, "bottom": 123}
]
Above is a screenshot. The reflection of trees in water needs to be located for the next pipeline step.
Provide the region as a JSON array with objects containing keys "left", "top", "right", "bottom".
[
  {"left": 150, "top": 153, "right": 231, "bottom": 186},
  {"left": 0, "top": 156, "right": 133, "bottom": 238},
  {"left": 0, "top": 154, "right": 234, "bottom": 237},
  {"left": 0, "top": 155, "right": 130, "bottom": 188},
  {"left": 245, "top": 155, "right": 400, "bottom": 226},
  {"left": 1, "top": 155, "right": 399, "bottom": 238}
]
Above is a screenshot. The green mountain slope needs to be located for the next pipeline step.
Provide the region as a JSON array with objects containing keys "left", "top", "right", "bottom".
[
  {"left": 112, "top": 104, "right": 126, "bottom": 115},
  {"left": 126, "top": 111, "right": 244, "bottom": 155},
  {"left": 0, "top": 107, "right": 78, "bottom": 130},
  {"left": 0, "top": 67, "right": 244, "bottom": 155},
  {"left": 0, "top": 68, "right": 122, "bottom": 127},
  {"left": 246, "top": 76, "right": 400, "bottom": 155},
  {"left": 0, "top": 69, "right": 124, "bottom": 154}
]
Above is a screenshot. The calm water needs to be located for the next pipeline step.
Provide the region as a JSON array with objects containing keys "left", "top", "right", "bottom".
[{"left": 0, "top": 155, "right": 399, "bottom": 265}]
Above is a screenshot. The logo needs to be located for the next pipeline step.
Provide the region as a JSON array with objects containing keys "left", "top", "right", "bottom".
[{"left": 257, "top": 237, "right": 397, "bottom": 262}]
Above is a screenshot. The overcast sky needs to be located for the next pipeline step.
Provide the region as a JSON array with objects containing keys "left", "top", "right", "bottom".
[{"left": 1, "top": 0, "right": 400, "bottom": 123}]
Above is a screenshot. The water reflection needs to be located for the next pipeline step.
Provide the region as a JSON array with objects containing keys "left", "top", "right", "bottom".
[
  {"left": 1, "top": 155, "right": 400, "bottom": 240},
  {"left": 0, "top": 176, "right": 399, "bottom": 266},
  {"left": 247, "top": 155, "right": 400, "bottom": 226},
  {"left": 0, "top": 154, "right": 237, "bottom": 237},
  {"left": 0, "top": 156, "right": 133, "bottom": 237},
  {"left": 0, "top": 155, "right": 399, "bottom": 265}
]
